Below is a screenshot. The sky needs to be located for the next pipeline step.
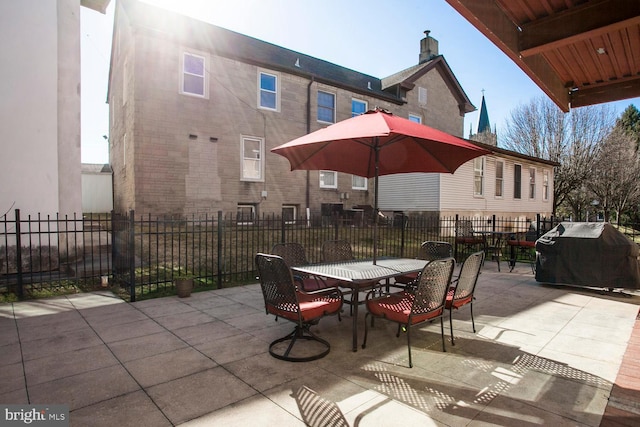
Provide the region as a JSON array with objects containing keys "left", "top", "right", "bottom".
[{"left": 80, "top": 0, "right": 640, "bottom": 164}]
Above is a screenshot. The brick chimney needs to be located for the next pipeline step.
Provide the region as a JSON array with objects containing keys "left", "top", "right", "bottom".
[{"left": 419, "top": 30, "right": 439, "bottom": 63}]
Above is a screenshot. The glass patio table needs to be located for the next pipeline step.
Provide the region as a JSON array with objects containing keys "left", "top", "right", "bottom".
[{"left": 291, "top": 257, "right": 429, "bottom": 352}]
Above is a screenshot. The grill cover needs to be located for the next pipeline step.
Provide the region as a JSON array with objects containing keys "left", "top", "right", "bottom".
[{"left": 535, "top": 222, "right": 640, "bottom": 289}]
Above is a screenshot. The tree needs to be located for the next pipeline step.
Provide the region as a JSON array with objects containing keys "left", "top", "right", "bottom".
[
  {"left": 588, "top": 127, "right": 640, "bottom": 223},
  {"left": 616, "top": 104, "right": 640, "bottom": 150},
  {"left": 502, "top": 97, "right": 615, "bottom": 216}
]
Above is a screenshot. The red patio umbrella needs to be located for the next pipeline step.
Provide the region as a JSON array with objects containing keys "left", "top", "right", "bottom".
[{"left": 271, "top": 108, "right": 491, "bottom": 262}]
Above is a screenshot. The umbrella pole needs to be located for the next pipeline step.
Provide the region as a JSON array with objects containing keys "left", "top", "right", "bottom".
[{"left": 373, "top": 143, "right": 379, "bottom": 264}]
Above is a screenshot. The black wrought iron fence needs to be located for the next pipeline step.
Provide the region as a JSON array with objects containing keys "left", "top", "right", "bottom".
[{"left": 10, "top": 208, "right": 637, "bottom": 302}]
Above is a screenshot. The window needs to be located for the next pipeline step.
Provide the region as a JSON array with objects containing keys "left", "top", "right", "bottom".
[
  {"left": 352, "top": 175, "right": 367, "bottom": 190},
  {"left": 181, "top": 52, "right": 206, "bottom": 97},
  {"left": 317, "top": 91, "right": 335, "bottom": 123},
  {"left": 319, "top": 170, "right": 337, "bottom": 188},
  {"left": 495, "top": 160, "right": 504, "bottom": 197},
  {"left": 237, "top": 205, "right": 255, "bottom": 225},
  {"left": 258, "top": 71, "right": 278, "bottom": 110},
  {"left": 352, "top": 99, "right": 367, "bottom": 117},
  {"left": 514, "top": 164, "right": 522, "bottom": 199},
  {"left": 241, "top": 136, "right": 264, "bottom": 181},
  {"left": 408, "top": 114, "right": 422, "bottom": 124},
  {"left": 529, "top": 168, "right": 536, "bottom": 199},
  {"left": 473, "top": 157, "right": 484, "bottom": 196},
  {"left": 543, "top": 170, "right": 549, "bottom": 201},
  {"left": 418, "top": 87, "right": 427, "bottom": 105},
  {"left": 282, "top": 205, "right": 297, "bottom": 224}
]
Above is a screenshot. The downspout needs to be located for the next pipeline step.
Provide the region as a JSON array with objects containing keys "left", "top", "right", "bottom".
[{"left": 305, "top": 76, "right": 315, "bottom": 210}]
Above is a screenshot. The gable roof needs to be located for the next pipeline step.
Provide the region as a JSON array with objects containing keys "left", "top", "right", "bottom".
[{"left": 383, "top": 55, "right": 475, "bottom": 115}]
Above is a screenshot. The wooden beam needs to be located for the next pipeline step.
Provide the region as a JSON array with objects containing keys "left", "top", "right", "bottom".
[
  {"left": 570, "top": 77, "right": 640, "bottom": 108},
  {"left": 520, "top": 0, "right": 640, "bottom": 57},
  {"left": 445, "top": 0, "right": 571, "bottom": 111}
]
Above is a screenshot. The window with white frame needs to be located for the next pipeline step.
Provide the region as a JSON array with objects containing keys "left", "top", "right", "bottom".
[
  {"left": 418, "top": 87, "right": 427, "bottom": 106},
  {"left": 237, "top": 205, "right": 255, "bottom": 225},
  {"left": 543, "top": 170, "right": 549, "bottom": 201},
  {"left": 258, "top": 71, "right": 278, "bottom": 110},
  {"left": 495, "top": 160, "right": 504, "bottom": 197},
  {"left": 352, "top": 99, "right": 367, "bottom": 117},
  {"left": 319, "top": 170, "right": 337, "bottom": 188},
  {"left": 352, "top": 175, "right": 367, "bottom": 190},
  {"left": 282, "top": 205, "right": 297, "bottom": 224},
  {"left": 241, "top": 136, "right": 264, "bottom": 181},
  {"left": 181, "top": 52, "right": 207, "bottom": 97},
  {"left": 408, "top": 114, "right": 422, "bottom": 124},
  {"left": 317, "top": 91, "right": 335, "bottom": 123},
  {"left": 514, "top": 164, "right": 522, "bottom": 199},
  {"left": 474, "top": 157, "right": 484, "bottom": 196},
  {"left": 529, "top": 168, "right": 536, "bottom": 199}
]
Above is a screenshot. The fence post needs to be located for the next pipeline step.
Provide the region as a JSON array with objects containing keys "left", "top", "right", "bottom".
[
  {"left": 128, "top": 209, "right": 136, "bottom": 302},
  {"left": 217, "top": 210, "right": 223, "bottom": 289},
  {"left": 399, "top": 215, "right": 406, "bottom": 257},
  {"left": 454, "top": 214, "right": 459, "bottom": 260},
  {"left": 14, "top": 209, "right": 23, "bottom": 299},
  {"left": 280, "top": 214, "right": 286, "bottom": 244}
]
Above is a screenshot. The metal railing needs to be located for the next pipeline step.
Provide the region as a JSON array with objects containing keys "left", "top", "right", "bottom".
[{"left": 2, "top": 208, "right": 604, "bottom": 302}]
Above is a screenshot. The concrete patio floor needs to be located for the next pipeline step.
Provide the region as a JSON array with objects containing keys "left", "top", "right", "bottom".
[{"left": 1, "top": 263, "right": 639, "bottom": 426}]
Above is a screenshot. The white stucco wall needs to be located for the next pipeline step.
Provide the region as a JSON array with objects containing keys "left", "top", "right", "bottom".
[{"left": 0, "top": 0, "right": 82, "bottom": 218}]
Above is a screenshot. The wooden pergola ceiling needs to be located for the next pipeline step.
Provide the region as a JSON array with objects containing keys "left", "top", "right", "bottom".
[{"left": 444, "top": 0, "right": 640, "bottom": 112}]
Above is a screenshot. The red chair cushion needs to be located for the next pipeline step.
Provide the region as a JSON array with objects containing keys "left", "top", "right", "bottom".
[
  {"left": 366, "top": 292, "right": 443, "bottom": 324},
  {"left": 268, "top": 292, "right": 341, "bottom": 322},
  {"left": 446, "top": 289, "right": 473, "bottom": 309}
]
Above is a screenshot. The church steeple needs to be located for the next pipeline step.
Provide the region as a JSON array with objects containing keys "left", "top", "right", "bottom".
[
  {"left": 469, "top": 91, "right": 497, "bottom": 146},
  {"left": 477, "top": 93, "right": 491, "bottom": 134}
]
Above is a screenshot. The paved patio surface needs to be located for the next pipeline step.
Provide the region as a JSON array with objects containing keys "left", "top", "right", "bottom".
[{"left": 1, "top": 263, "right": 639, "bottom": 426}]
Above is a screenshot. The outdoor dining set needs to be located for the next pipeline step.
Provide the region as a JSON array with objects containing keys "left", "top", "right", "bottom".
[{"left": 255, "top": 240, "right": 486, "bottom": 368}]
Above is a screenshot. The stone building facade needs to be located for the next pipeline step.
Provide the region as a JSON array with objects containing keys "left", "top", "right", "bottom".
[
  {"left": 108, "top": 0, "right": 478, "bottom": 218},
  {"left": 108, "top": 0, "right": 554, "bottom": 220}
]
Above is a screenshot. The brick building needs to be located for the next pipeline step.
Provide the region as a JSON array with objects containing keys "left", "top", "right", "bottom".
[{"left": 108, "top": 0, "right": 555, "bottom": 220}]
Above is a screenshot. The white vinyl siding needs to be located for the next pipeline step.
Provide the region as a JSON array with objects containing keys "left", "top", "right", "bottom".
[{"left": 378, "top": 174, "right": 440, "bottom": 211}]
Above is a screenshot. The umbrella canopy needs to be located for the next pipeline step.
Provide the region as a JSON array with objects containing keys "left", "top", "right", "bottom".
[
  {"left": 271, "top": 109, "right": 490, "bottom": 178},
  {"left": 271, "top": 108, "right": 491, "bottom": 263}
]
